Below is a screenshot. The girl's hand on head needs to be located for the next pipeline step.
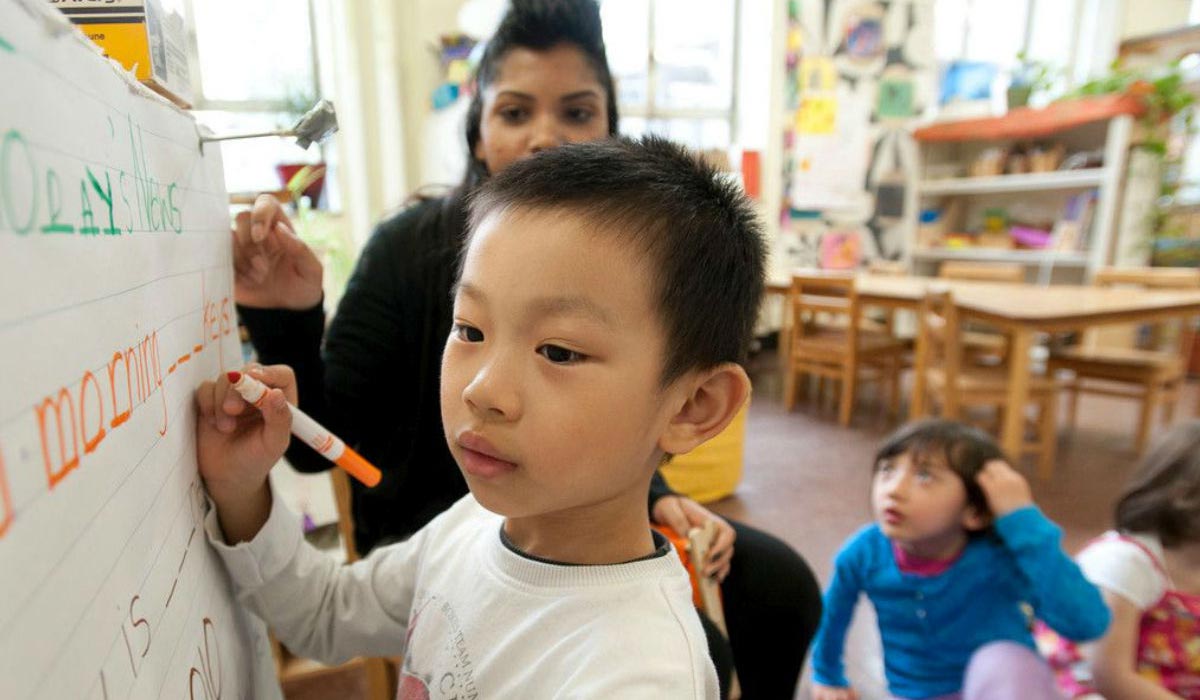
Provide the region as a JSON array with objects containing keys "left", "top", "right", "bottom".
[
  {"left": 812, "top": 683, "right": 859, "bottom": 700},
  {"left": 231, "top": 194, "right": 324, "bottom": 310},
  {"left": 651, "top": 495, "right": 736, "bottom": 582},
  {"left": 975, "top": 459, "right": 1033, "bottom": 516}
]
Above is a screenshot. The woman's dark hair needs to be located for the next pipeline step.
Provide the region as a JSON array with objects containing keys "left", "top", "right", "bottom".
[
  {"left": 875, "top": 419, "right": 1007, "bottom": 522},
  {"left": 1115, "top": 420, "right": 1200, "bottom": 548},
  {"left": 426, "top": 0, "right": 620, "bottom": 256},
  {"left": 462, "top": 0, "right": 620, "bottom": 191}
]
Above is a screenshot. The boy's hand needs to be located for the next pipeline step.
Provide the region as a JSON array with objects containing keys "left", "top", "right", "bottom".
[
  {"left": 812, "top": 683, "right": 859, "bottom": 700},
  {"left": 195, "top": 364, "right": 296, "bottom": 542},
  {"left": 651, "top": 495, "right": 735, "bottom": 581},
  {"left": 975, "top": 459, "right": 1033, "bottom": 517}
]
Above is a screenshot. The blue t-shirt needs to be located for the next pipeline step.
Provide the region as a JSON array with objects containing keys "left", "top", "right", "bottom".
[{"left": 811, "top": 506, "right": 1110, "bottom": 699}]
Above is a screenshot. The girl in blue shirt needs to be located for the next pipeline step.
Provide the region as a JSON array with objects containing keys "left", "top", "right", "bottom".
[{"left": 811, "top": 419, "right": 1109, "bottom": 700}]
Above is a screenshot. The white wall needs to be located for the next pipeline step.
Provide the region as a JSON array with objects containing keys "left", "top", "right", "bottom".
[
  {"left": 1121, "top": 0, "right": 1190, "bottom": 40},
  {"left": 396, "top": 0, "right": 472, "bottom": 193}
]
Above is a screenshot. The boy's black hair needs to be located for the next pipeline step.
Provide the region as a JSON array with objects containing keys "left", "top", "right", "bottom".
[
  {"left": 465, "top": 135, "right": 766, "bottom": 385},
  {"left": 874, "top": 419, "right": 1006, "bottom": 522},
  {"left": 1116, "top": 420, "right": 1200, "bottom": 548},
  {"left": 462, "top": 0, "right": 620, "bottom": 191}
]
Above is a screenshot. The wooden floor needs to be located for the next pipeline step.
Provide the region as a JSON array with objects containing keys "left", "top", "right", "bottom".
[{"left": 283, "top": 348, "right": 1192, "bottom": 699}]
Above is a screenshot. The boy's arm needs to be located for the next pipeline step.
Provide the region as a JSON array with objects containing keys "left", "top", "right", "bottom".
[
  {"left": 196, "top": 364, "right": 417, "bottom": 662},
  {"left": 195, "top": 365, "right": 297, "bottom": 543},
  {"left": 810, "top": 540, "right": 865, "bottom": 689},
  {"left": 205, "top": 482, "right": 417, "bottom": 663}
]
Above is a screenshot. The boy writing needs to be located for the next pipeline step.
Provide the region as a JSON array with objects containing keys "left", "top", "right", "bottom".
[{"left": 195, "top": 136, "right": 764, "bottom": 697}]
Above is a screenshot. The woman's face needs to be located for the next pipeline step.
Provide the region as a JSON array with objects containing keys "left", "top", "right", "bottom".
[{"left": 473, "top": 43, "right": 610, "bottom": 175}]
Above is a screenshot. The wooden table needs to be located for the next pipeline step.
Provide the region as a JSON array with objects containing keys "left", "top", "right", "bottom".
[{"left": 768, "top": 273, "right": 1200, "bottom": 460}]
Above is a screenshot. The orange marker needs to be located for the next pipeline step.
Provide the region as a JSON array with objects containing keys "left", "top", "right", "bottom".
[{"left": 227, "top": 371, "right": 382, "bottom": 487}]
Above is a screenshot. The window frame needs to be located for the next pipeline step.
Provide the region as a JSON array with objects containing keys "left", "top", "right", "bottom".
[{"left": 607, "top": 0, "right": 742, "bottom": 147}]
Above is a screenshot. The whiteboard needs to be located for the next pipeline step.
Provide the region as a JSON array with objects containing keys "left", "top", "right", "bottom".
[{"left": 0, "top": 1, "right": 283, "bottom": 698}]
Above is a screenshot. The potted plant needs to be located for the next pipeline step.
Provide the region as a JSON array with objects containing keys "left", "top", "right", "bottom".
[
  {"left": 1007, "top": 52, "right": 1057, "bottom": 110},
  {"left": 1068, "top": 60, "right": 1197, "bottom": 265}
]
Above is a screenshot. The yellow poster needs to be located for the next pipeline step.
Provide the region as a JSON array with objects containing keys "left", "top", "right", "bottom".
[
  {"left": 796, "top": 56, "right": 837, "bottom": 134},
  {"left": 799, "top": 56, "right": 836, "bottom": 92},
  {"left": 796, "top": 95, "right": 837, "bottom": 134}
]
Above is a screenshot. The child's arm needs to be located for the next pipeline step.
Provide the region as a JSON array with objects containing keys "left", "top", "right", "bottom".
[
  {"left": 195, "top": 365, "right": 296, "bottom": 543},
  {"left": 810, "top": 536, "right": 866, "bottom": 696},
  {"left": 1090, "top": 590, "right": 1182, "bottom": 700},
  {"left": 977, "top": 461, "right": 1110, "bottom": 641},
  {"left": 203, "top": 478, "right": 418, "bottom": 663},
  {"left": 195, "top": 365, "right": 415, "bottom": 663}
]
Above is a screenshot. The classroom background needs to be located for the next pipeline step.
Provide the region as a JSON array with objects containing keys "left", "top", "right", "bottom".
[{"left": 63, "top": 0, "right": 1200, "bottom": 698}]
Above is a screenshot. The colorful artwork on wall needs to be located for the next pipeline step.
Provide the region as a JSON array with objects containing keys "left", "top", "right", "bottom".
[{"left": 781, "top": 0, "right": 935, "bottom": 266}]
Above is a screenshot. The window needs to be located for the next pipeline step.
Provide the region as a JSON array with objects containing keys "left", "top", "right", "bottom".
[
  {"left": 601, "top": 0, "right": 739, "bottom": 150},
  {"left": 934, "top": 0, "right": 1081, "bottom": 105},
  {"left": 182, "top": 0, "right": 330, "bottom": 204}
]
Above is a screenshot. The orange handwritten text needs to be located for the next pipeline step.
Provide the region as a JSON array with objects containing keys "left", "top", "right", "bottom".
[
  {"left": 0, "top": 447, "right": 12, "bottom": 539},
  {"left": 80, "top": 370, "right": 106, "bottom": 453},
  {"left": 107, "top": 351, "right": 133, "bottom": 428},
  {"left": 37, "top": 387, "right": 79, "bottom": 489},
  {"left": 201, "top": 291, "right": 231, "bottom": 372},
  {"left": 35, "top": 329, "right": 168, "bottom": 490}
]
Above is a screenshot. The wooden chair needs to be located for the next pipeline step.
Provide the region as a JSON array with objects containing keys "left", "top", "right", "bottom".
[
  {"left": 938, "top": 261, "right": 1026, "bottom": 364},
  {"left": 912, "top": 289, "right": 1061, "bottom": 479},
  {"left": 784, "top": 273, "right": 907, "bottom": 426},
  {"left": 1048, "top": 267, "right": 1200, "bottom": 453},
  {"left": 865, "top": 259, "right": 910, "bottom": 336},
  {"left": 271, "top": 469, "right": 395, "bottom": 700}
]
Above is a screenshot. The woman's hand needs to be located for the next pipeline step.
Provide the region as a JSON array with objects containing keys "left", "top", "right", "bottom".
[
  {"left": 812, "top": 683, "right": 859, "bottom": 700},
  {"left": 975, "top": 459, "right": 1033, "bottom": 517},
  {"left": 651, "top": 495, "right": 736, "bottom": 581},
  {"left": 232, "top": 194, "right": 324, "bottom": 310},
  {"left": 195, "top": 364, "right": 297, "bottom": 543}
]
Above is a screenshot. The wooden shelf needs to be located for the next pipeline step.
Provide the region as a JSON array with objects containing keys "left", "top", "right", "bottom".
[
  {"left": 920, "top": 169, "right": 1106, "bottom": 195},
  {"left": 913, "top": 94, "right": 1144, "bottom": 142},
  {"left": 911, "top": 248, "right": 1089, "bottom": 265}
]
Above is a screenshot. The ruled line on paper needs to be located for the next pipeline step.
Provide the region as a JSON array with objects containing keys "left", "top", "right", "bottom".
[
  {"left": 21, "top": 446, "right": 196, "bottom": 696},
  {"left": 0, "top": 263, "right": 224, "bottom": 337},
  {"left": 0, "top": 133, "right": 227, "bottom": 200},
  {"left": 0, "top": 396, "right": 193, "bottom": 635},
  {"left": 0, "top": 292, "right": 212, "bottom": 429}
]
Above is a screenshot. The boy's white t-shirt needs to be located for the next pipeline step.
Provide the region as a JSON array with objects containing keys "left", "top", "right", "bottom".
[
  {"left": 1076, "top": 531, "right": 1168, "bottom": 609},
  {"left": 205, "top": 489, "right": 719, "bottom": 699}
]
